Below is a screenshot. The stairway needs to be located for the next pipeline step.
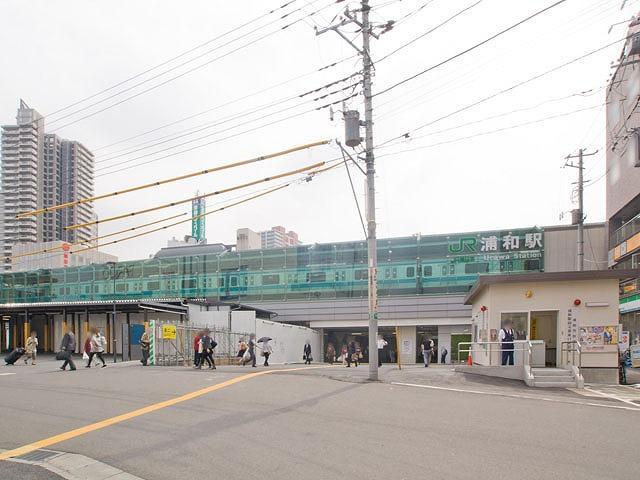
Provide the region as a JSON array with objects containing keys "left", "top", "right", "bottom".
[{"left": 530, "top": 367, "right": 579, "bottom": 388}]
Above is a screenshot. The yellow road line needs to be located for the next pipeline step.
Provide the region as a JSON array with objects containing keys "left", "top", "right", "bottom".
[{"left": 0, "top": 366, "right": 325, "bottom": 461}]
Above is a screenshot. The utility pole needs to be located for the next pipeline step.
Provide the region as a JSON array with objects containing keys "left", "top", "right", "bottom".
[
  {"left": 565, "top": 149, "right": 598, "bottom": 271},
  {"left": 317, "top": 0, "right": 382, "bottom": 380}
]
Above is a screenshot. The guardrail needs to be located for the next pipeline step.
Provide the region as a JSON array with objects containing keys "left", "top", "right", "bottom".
[{"left": 456, "top": 340, "right": 532, "bottom": 366}]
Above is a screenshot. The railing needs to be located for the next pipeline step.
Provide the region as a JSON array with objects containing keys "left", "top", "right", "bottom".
[
  {"left": 456, "top": 340, "right": 533, "bottom": 366},
  {"left": 560, "top": 340, "right": 581, "bottom": 368}
]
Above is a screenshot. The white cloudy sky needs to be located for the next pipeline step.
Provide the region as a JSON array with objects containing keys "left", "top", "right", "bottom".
[{"left": 0, "top": 0, "right": 636, "bottom": 261}]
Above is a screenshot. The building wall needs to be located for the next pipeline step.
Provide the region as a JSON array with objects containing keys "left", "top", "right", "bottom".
[
  {"left": 236, "top": 228, "right": 261, "bottom": 251},
  {"left": 543, "top": 224, "right": 607, "bottom": 272},
  {"left": 11, "top": 241, "right": 117, "bottom": 272}
]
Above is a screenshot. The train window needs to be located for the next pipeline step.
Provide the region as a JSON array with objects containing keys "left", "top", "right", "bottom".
[
  {"left": 384, "top": 269, "right": 390, "bottom": 279},
  {"left": 423, "top": 266, "right": 432, "bottom": 277},
  {"left": 441, "top": 265, "right": 447, "bottom": 276},
  {"left": 79, "top": 270, "right": 93, "bottom": 282},
  {"left": 181, "top": 279, "right": 196, "bottom": 289},
  {"left": 524, "top": 259, "right": 540, "bottom": 270},
  {"left": 464, "top": 263, "right": 489, "bottom": 274},
  {"left": 218, "top": 277, "right": 225, "bottom": 287},
  {"left": 262, "top": 274, "right": 280, "bottom": 285},
  {"left": 147, "top": 281, "right": 160, "bottom": 290},
  {"left": 392, "top": 267, "right": 397, "bottom": 279},
  {"left": 66, "top": 270, "right": 79, "bottom": 283},
  {"left": 449, "top": 264, "right": 455, "bottom": 275},
  {"left": 334, "top": 271, "right": 346, "bottom": 282},
  {"left": 406, "top": 267, "right": 415, "bottom": 278},
  {"left": 306, "top": 272, "right": 326, "bottom": 283},
  {"left": 116, "top": 283, "right": 128, "bottom": 292},
  {"left": 230, "top": 277, "right": 238, "bottom": 287},
  {"left": 354, "top": 269, "right": 368, "bottom": 280},
  {"left": 144, "top": 264, "right": 160, "bottom": 276},
  {"left": 243, "top": 276, "right": 248, "bottom": 286}
]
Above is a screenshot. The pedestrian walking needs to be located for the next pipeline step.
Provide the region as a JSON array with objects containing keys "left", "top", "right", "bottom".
[
  {"left": 193, "top": 331, "right": 202, "bottom": 368},
  {"left": 237, "top": 339, "right": 248, "bottom": 365},
  {"left": 59, "top": 328, "right": 76, "bottom": 371},
  {"left": 198, "top": 330, "right": 215, "bottom": 370},
  {"left": 87, "top": 327, "right": 106, "bottom": 368},
  {"left": 440, "top": 347, "right": 448, "bottom": 364},
  {"left": 24, "top": 331, "right": 38, "bottom": 365},
  {"left": 421, "top": 336, "right": 433, "bottom": 367},
  {"left": 303, "top": 340, "right": 312, "bottom": 365},
  {"left": 261, "top": 339, "right": 273, "bottom": 367},
  {"left": 326, "top": 343, "right": 336, "bottom": 364},
  {"left": 140, "top": 329, "right": 150, "bottom": 366},
  {"left": 341, "top": 344, "right": 348, "bottom": 366},
  {"left": 499, "top": 320, "right": 515, "bottom": 366},
  {"left": 376, "top": 335, "right": 388, "bottom": 367},
  {"left": 83, "top": 334, "right": 92, "bottom": 365},
  {"left": 347, "top": 341, "right": 358, "bottom": 367},
  {"left": 248, "top": 334, "right": 257, "bottom": 368}
]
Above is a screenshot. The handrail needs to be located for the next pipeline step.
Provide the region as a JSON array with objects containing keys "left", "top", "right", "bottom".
[{"left": 456, "top": 340, "right": 530, "bottom": 366}]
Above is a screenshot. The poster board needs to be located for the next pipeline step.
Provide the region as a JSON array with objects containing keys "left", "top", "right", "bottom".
[{"left": 578, "top": 325, "right": 619, "bottom": 351}]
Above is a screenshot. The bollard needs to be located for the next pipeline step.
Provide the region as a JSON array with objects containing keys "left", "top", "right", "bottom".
[{"left": 113, "top": 339, "right": 117, "bottom": 363}]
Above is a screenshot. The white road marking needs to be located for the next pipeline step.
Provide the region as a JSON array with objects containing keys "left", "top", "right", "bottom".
[
  {"left": 0, "top": 372, "right": 16, "bottom": 376},
  {"left": 391, "top": 382, "right": 640, "bottom": 412},
  {"left": 583, "top": 386, "right": 640, "bottom": 407}
]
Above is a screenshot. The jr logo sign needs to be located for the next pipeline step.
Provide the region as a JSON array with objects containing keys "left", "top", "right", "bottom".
[{"left": 448, "top": 237, "right": 477, "bottom": 254}]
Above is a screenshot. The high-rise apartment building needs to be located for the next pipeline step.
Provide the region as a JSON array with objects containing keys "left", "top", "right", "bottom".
[
  {"left": 236, "top": 225, "right": 302, "bottom": 250},
  {"left": 1, "top": 100, "right": 96, "bottom": 270}
]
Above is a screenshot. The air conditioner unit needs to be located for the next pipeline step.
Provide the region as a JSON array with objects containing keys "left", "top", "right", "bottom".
[{"left": 626, "top": 32, "right": 640, "bottom": 56}]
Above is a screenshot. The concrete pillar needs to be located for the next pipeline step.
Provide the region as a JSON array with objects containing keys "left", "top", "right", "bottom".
[
  {"left": 398, "top": 326, "right": 417, "bottom": 364},
  {"left": 438, "top": 325, "right": 452, "bottom": 364}
]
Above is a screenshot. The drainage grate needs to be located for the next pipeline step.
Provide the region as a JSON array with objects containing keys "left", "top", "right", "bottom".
[{"left": 16, "top": 449, "right": 60, "bottom": 462}]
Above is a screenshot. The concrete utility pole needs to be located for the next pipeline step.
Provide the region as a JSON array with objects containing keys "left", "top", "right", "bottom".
[
  {"left": 317, "top": 0, "right": 380, "bottom": 380},
  {"left": 565, "top": 149, "right": 598, "bottom": 271}
]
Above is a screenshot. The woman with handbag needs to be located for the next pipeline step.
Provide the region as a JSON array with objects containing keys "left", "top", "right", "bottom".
[{"left": 237, "top": 339, "right": 248, "bottom": 365}]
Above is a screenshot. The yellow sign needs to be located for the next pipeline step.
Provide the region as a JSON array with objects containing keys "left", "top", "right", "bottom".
[{"left": 162, "top": 325, "right": 176, "bottom": 340}]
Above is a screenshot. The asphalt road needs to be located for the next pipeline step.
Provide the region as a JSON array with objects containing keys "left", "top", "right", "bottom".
[{"left": 0, "top": 358, "right": 638, "bottom": 480}]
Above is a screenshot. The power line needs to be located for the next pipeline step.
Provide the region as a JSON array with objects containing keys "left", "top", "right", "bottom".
[
  {"left": 48, "top": 1, "right": 338, "bottom": 132},
  {"left": 92, "top": 54, "right": 357, "bottom": 153},
  {"left": 376, "top": 0, "right": 483, "bottom": 63},
  {"left": 93, "top": 78, "right": 358, "bottom": 167},
  {"left": 375, "top": 103, "right": 604, "bottom": 156},
  {"left": 374, "top": 0, "right": 568, "bottom": 97},
  {"left": 377, "top": 36, "right": 626, "bottom": 148},
  {"left": 93, "top": 92, "right": 359, "bottom": 178},
  {"left": 43, "top": 1, "right": 301, "bottom": 121},
  {"left": 17, "top": 140, "right": 329, "bottom": 218}
]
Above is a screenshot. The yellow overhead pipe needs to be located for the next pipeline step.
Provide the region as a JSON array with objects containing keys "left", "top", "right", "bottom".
[
  {"left": 16, "top": 140, "right": 330, "bottom": 218},
  {"left": 65, "top": 160, "right": 325, "bottom": 231}
]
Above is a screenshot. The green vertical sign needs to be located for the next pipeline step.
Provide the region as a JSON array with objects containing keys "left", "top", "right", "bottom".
[{"left": 192, "top": 197, "right": 206, "bottom": 242}]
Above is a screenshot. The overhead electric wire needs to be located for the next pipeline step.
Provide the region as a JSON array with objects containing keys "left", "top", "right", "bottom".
[
  {"left": 375, "top": 103, "right": 605, "bottom": 157},
  {"left": 374, "top": 0, "right": 568, "bottom": 98},
  {"left": 93, "top": 92, "right": 360, "bottom": 178},
  {"left": 94, "top": 78, "right": 358, "bottom": 166},
  {"left": 48, "top": 0, "right": 338, "bottom": 132},
  {"left": 93, "top": 56, "right": 357, "bottom": 153},
  {"left": 376, "top": 36, "right": 627, "bottom": 148},
  {"left": 42, "top": 0, "right": 301, "bottom": 121},
  {"left": 17, "top": 140, "right": 330, "bottom": 218},
  {"left": 65, "top": 160, "right": 327, "bottom": 230},
  {"left": 376, "top": 0, "right": 484, "bottom": 63}
]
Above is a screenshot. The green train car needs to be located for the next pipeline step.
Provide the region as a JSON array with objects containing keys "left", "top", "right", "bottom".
[{"left": 0, "top": 228, "right": 544, "bottom": 304}]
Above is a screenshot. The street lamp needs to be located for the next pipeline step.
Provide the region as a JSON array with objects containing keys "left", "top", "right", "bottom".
[{"left": 106, "top": 261, "right": 117, "bottom": 363}]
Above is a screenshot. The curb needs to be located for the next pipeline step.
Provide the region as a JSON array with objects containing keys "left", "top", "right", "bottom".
[{"left": 2, "top": 449, "right": 144, "bottom": 480}]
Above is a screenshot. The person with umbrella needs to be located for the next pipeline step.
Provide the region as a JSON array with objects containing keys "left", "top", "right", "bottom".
[{"left": 257, "top": 336, "right": 272, "bottom": 367}]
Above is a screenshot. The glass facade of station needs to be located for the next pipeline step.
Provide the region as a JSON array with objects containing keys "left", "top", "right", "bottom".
[{"left": 0, "top": 227, "right": 544, "bottom": 305}]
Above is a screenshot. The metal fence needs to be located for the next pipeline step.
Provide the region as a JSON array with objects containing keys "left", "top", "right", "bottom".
[{"left": 151, "top": 321, "right": 251, "bottom": 367}]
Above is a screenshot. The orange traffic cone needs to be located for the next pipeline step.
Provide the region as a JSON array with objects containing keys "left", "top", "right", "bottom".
[{"left": 467, "top": 354, "right": 473, "bottom": 366}]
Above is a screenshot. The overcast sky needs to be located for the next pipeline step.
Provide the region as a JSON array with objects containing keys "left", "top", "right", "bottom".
[{"left": 1, "top": 0, "right": 636, "bottom": 261}]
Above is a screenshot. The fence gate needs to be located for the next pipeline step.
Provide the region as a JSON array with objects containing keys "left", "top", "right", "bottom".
[{"left": 148, "top": 319, "right": 250, "bottom": 366}]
